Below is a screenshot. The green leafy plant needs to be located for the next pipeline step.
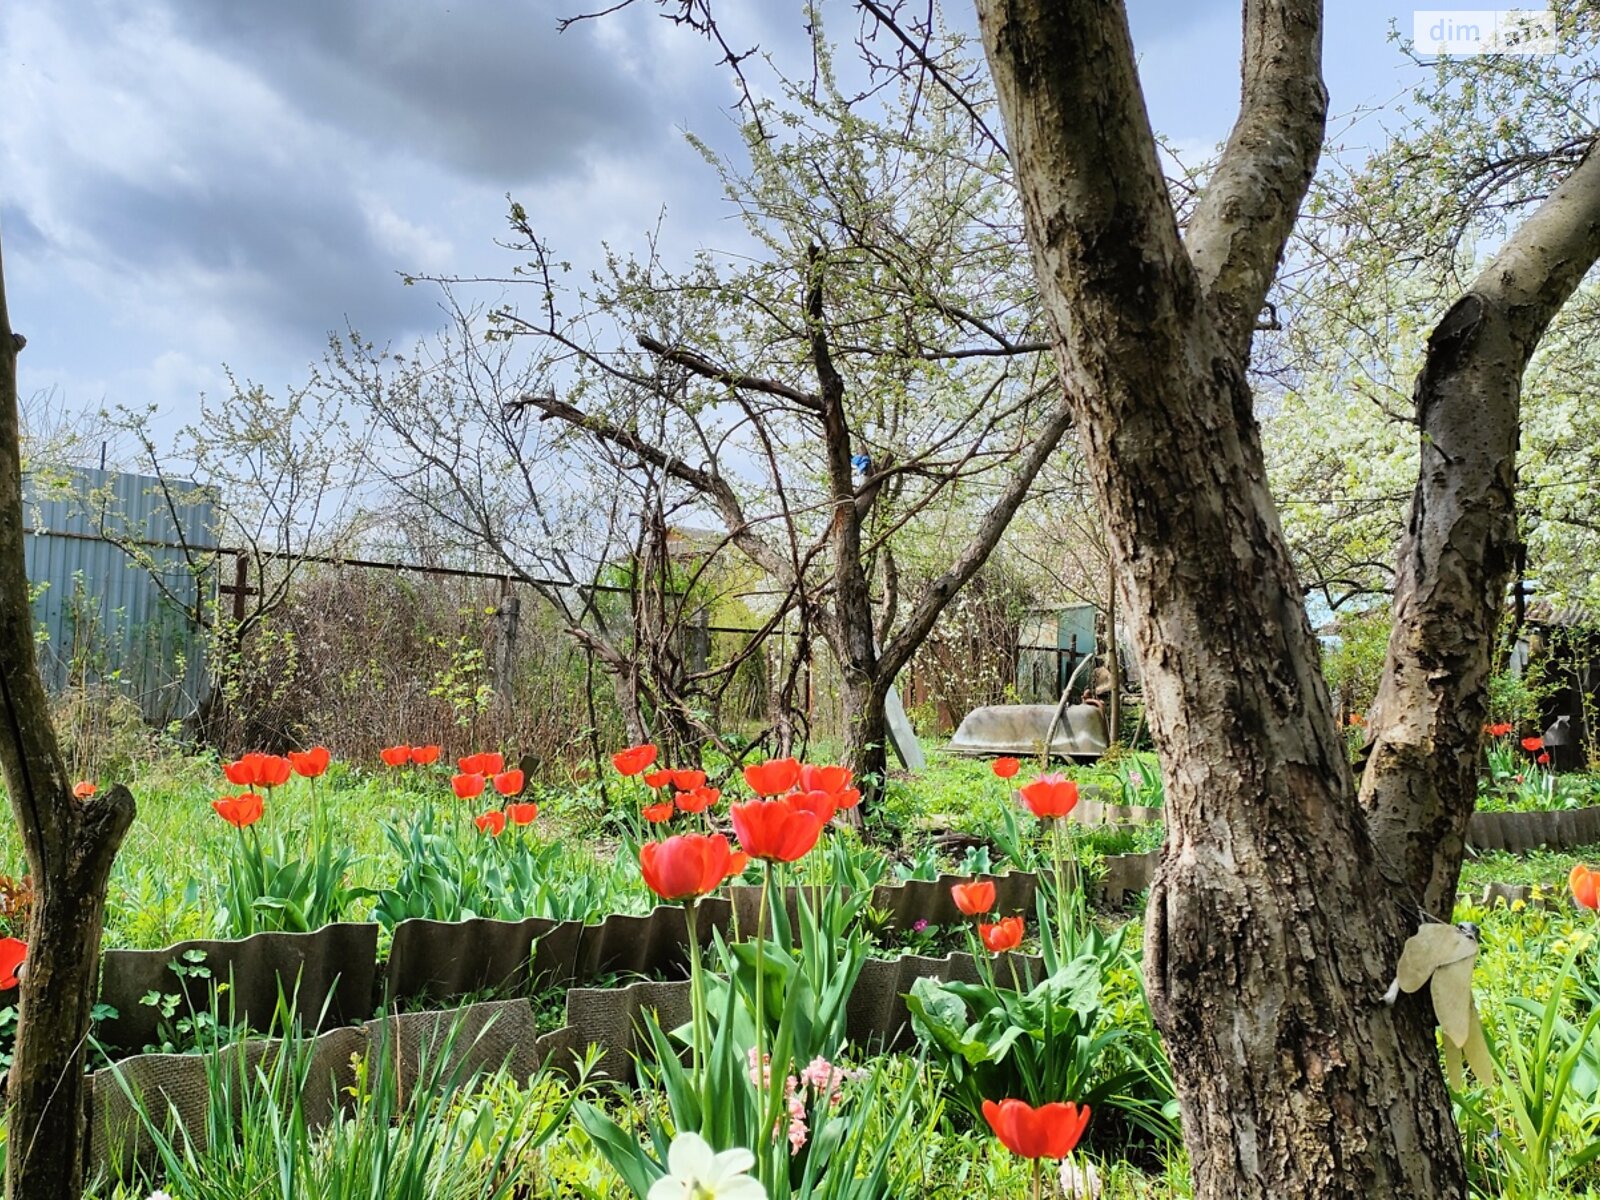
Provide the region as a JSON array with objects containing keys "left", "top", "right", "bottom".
[
  {"left": 576, "top": 959, "right": 930, "bottom": 1199},
  {"left": 1108, "top": 754, "right": 1164, "bottom": 810},
  {"left": 1457, "top": 947, "right": 1600, "bottom": 1197},
  {"left": 906, "top": 921, "right": 1176, "bottom": 1151},
  {"left": 371, "top": 808, "right": 644, "bottom": 927},
  {"left": 218, "top": 826, "right": 362, "bottom": 938},
  {"left": 137, "top": 948, "right": 234, "bottom": 1054}
]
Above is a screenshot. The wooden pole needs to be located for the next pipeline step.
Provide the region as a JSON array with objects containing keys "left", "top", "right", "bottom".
[{"left": 1107, "top": 571, "right": 1122, "bottom": 746}]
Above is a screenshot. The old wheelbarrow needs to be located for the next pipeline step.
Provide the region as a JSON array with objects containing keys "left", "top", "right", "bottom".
[{"left": 946, "top": 700, "right": 1110, "bottom": 762}]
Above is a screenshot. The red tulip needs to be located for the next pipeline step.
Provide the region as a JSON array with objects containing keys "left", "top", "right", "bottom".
[
  {"left": 411, "top": 745, "right": 441, "bottom": 766},
  {"left": 787, "top": 789, "right": 838, "bottom": 825},
  {"left": 982, "top": 1098, "right": 1091, "bottom": 1160},
  {"left": 799, "top": 763, "right": 852, "bottom": 795},
  {"left": 725, "top": 851, "right": 750, "bottom": 880},
  {"left": 642, "top": 801, "right": 675, "bottom": 823},
  {"left": 1522, "top": 736, "right": 1545, "bottom": 753},
  {"left": 1019, "top": 775, "right": 1079, "bottom": 819},
  {"left": 743, "top": 757, "right": 801, "bottom": 796},
  {"left": 0, "top": 937, "right": 25, "bottom": 990},
  {"left": 493, "top": 769, "right": 525, "bottom": 796},
  {"left": 639, "top": 832, "right": 739, "bottom": 901},
  {"left": 1485, "top": 722, "right": 1513, "bottom": 738},
  {"left": 613, "top": 744, "right": 659, "bottom": 776},
  {"left": 676, "top": 786, "right": 720, "bottom": 814},
  {"left": 213, "top": 793, "right": 264, "bottom": 829},
  {"left": 1571, "top": 864, "right": 1598, "bottom": 911},
  {"left": 1347, "top": 712, "right": 1365, "bottom": 728},
  {"left": 992, "top": 757, "right": 1021, "bottom": 780},
  {"left": 225, "top": 752, "right": 293, "bottom": 788},
  {"left": 507, "top": 802, "right": 539, "bottom": 826},
  {"left": 289, "top": 746, "right": 331, "bottom": 778},
  {"left": 951, "top": 880, "right": 996, "bottom": 916},
  {"left": 452, "top": 773, "right": 487, "bottom": 800},
  {"left": 1537, "top": 751, "right": 1551, "bottom": 765},
  {"left": 643, "top": 770, "right": 673, "bottom": 790},
  {"left": 380, "top": 745, "right": 412, "bottom": 768},
  {"left": 979, "top": 914, "right": 1025, "bottom": 953},
  {"left": 731, "top": 798, "right": 823, "bottom": 862},
  {"left": 475, "top": 810, "right": 507, "bottom": 837},
  {"left": 72, "top": 780, "right": 96, "bottom": 799},
  {"left": 669, "top": 769, "right": 708, "bottom": 791}
]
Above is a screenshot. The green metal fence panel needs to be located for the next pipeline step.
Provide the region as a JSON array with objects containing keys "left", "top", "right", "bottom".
[{"left": 21, "top": 466, "right": 215, "bottom": 723}]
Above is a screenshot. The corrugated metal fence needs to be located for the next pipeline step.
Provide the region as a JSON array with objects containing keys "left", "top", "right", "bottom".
[{"left": 21, "top": 466, "right": 214, "bottom": 723}]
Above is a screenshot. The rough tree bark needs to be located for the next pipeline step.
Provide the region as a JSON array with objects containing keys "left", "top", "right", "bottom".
[
  {"left": 1, "top": 235, "right": 138, "bottom": 1195},
  {"left": 977, "top": 0, "right": 1600, "bottom": 1195},
  {"left": 1359, "top": 144, "right": 1600, "bottom": 914}
]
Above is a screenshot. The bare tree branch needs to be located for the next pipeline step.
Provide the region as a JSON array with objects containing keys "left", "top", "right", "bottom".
[
  {"left": 637, "top": 334, "right": 824, "bottom": 411},
  {"left": 511, "top": 390, "right": 797, "bottom": 588},
  {"left": 855, "top": 0, "right": 1009, "bottom": 155},
  {"left": 881, "top": 385, "right": 1073, "bottom": 680}
]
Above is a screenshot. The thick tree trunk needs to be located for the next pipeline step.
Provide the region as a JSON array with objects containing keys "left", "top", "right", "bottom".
[
  {"left": 976, "top": 1, "right": 1468, "bottom": 1194},
  {"left": 2, "top": 794, "right": 133, "bottom": 1197},
  {"left": 839, "top": 672, "right": 890, "bottom": 793},
  {"left": 1108, "top": 371, "right": 1465, "bottom": 1197},
  {"left": 1, "top": 234, "right": 137, "bottom": 1198},
  {"left": 613, "top": 665, "right": 649, "bottom": 748}
]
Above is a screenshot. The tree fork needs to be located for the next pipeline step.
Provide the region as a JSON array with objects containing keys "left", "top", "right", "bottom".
[{"left": 0, "top": 232, "right": 137, "bottom": 1198}]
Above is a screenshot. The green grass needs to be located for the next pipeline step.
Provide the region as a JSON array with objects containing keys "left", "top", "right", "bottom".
[
  {"left": 0, "top": 742, "right": 1173, "bottom": 950},
  {"left": 0, "top": 759, "right": 626, "bottom": 947},
  {"left": 1460, "top": 844, "right": 1600, "bottom": 895},
  {"left": 5, "top": 737, "right": 1600, "bottom": 1197}
]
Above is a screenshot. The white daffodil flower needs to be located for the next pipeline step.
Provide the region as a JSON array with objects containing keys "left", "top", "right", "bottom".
[{"left": 647, "top": 1131, "right": 766, "bottom": 1200}]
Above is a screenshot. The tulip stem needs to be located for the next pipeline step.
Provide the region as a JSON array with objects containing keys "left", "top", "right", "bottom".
[
  {"left": 754, "top": 860, "right": 772, "bottom": 1165},
  {"left": 684, "top": 900, "right": 706, "bottom": 1101},
  {"left": 966, "top": 921, "right": 989, "bottom": 990},
  {"left": 1032, "top": 1159, "right": 1042, "bottom": 1200},
  {"left": 1052, "top": 818, "right": 1067, "bottom": 960}
]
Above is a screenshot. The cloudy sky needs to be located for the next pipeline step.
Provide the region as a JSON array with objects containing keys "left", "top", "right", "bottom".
[{"left": 3, "top": 0, "right": 1433, "bottom": 445}]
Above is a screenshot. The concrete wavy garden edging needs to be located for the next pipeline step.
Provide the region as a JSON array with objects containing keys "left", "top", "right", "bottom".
[
  {"left": 88, "top": 998, "right": 547, "bottom": 1178},
  {"left": 95, "top": 922, "right": 379, "bottom": 1054},
  {"left": 8, "top": 849, "right": 1143, "bottom": 1057},
  {"left": 0, "top": 858, "right": 1182, "bottom": 1059},
  {"left": 72, "top": 867, "right": 1072, "bottom": 1057},
  {"left": 73, "top": 865, "right": 1072, "bottom": 1175},
  {"left": 6, "top": 852, "right": 1163, "bottom": 1074},
  {"left": 86, "top": 940, "right": 1047, "bottom": 1179},
  {"left": 1467, "top": 803, "right": 1600, "bottom": 853}
]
